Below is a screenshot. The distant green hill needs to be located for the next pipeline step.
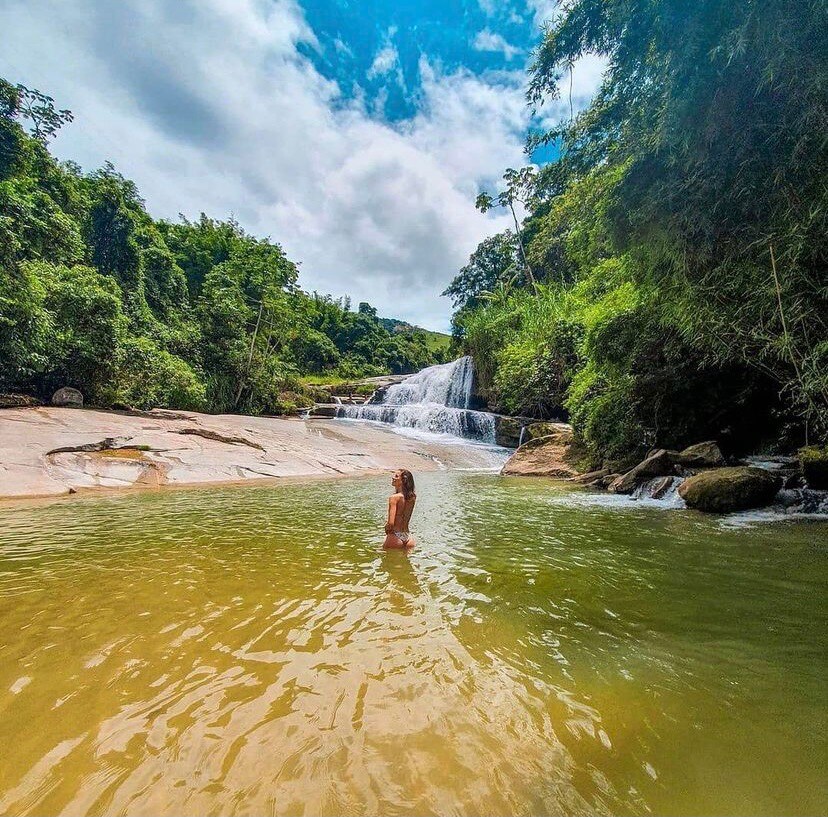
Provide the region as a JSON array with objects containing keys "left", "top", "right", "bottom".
[{"left": 379, "top": 318, "right": 452, "bottom": 357}]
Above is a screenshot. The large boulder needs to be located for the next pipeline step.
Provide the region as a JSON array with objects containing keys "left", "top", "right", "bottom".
[
  {"left": 501, "top": 428, "right": 578, "bottom": 478},
  {"left": 678, "top": 466, "right": 779, "bottom": 513},
  {"left": 608, "top": 449, "right": 678, "bottom": 494},
  {"left": 51, "top": 387, "right": 83, "bottom": 408},
  {"left": 676, "top": 440, "right": 724, "bottom": 467}
]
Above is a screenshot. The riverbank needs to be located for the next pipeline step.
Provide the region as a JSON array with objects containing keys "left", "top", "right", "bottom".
[{"left": 0, "top": 407, "right": 506, "bottom": 500}]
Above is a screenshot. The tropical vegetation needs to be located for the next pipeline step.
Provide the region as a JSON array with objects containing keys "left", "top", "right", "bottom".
[
  {"left": 0, "top": 79, "right": 447, "bottom": 415},
  {"left": 447, "top": 0, "right": 827, "bottom": 467}
]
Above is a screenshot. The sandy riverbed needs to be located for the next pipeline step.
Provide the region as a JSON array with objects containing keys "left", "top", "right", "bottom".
[{"left": 0, "top": 407, "right": 505, "bottom": 499}]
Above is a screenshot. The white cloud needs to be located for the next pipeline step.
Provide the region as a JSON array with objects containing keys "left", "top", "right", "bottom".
[
  {"left": 333, "top": 37, "right": 353, "bottom": 57},
  {"left": 472, "top": 29, "right": 522, "bottom": 61},
  {"left": 525, "top": 0, "right": 560, "bottom": 28},
  {"left": 0, "top": 0, "right": 537, "bottom": 330},
  {"left": 367, "top": 44, "right": 399, "bottom": 78}
]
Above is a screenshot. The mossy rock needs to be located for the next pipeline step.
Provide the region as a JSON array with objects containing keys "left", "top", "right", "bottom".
[
  {"left": 678, "top": 467, "right": 779, "bottom": 513},
  {"left": 677, "top": 440, "right": 724, "bottom": 467},
  {"left": 306, "top": 386, "right": 332, "bottom": 403},
  {"left": 523, "top": 422, "right": 571, "bottom": 443},
  {"left": 494, "top": 416, "right": 524, "bottom": 448},
  {"left": 799, "top": 446, "right": 828, "bottom": 490},
  {"left": 331, "top": 382, "right": 377, "bottom": 397},
  {"left": 272, "top": 391, "right": 314, "bottom": 415}
]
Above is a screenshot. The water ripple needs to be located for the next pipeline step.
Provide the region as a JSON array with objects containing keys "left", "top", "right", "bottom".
[{"left": 0, "top": 473, "right": 825, "bottom": 815}]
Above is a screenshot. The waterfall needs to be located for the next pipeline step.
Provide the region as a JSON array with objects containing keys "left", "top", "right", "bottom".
[{"left": 337, "top": 356, "right": 496, "bottom": 442}]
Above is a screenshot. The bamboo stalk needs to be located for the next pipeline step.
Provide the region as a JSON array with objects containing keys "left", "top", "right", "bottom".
[
  {"left": 508, "top": 200, "right": 537, "bottom": 287},
  {"left": 234, "top": 301, "right": 264, "bottom": 408}
]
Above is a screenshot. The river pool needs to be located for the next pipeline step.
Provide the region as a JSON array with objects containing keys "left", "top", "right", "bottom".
[{"left": 0, "top": 473, "right": 825, "bottom": 816}]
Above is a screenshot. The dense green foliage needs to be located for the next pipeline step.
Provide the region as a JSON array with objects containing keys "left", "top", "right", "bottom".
[
  {"left": 0, "top": 80, "right": 444, "bottom": 414},
  {"left": 449, "top": 0, "right": 828, "bottom": 466}
]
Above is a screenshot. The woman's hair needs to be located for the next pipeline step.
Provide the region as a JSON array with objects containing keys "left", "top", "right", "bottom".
[{"left": 398, "top": 469, "right": 416, "bottom": 500}]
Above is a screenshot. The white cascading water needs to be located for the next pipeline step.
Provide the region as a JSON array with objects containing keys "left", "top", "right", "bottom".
[
  {"left": 338, "top": 356, "right": 496, "bottom": 442},
  {"left": 631, "top": 476, "right": 686, "bottom": 507}
]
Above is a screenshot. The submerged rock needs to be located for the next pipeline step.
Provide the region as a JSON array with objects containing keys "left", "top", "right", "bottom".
[
  {"left": 52, "top": 387, "right": 83, "bottom": 408},
  {"left": 678, "top": 466, "right": 779, "bottom": 513},
  {"left": 777, "top": 488, "right": 828, "bottom": 514},
  {"left": 501, "top": 428, "right": 578, "bottom": 478}
]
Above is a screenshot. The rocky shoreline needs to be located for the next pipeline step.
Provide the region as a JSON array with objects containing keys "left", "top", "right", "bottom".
[
  {"left": 500, "top": 423, "right": 828, "bottom": 515},
  {"left": 5, "top": 403, "right": 825, "bottom": 517},
  {"left": 0, "top": 406, "right": 505, "bottom": 500}
]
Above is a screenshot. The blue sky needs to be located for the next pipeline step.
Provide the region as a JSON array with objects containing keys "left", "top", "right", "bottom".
[
  {"left": 0, "top": 0, "right": 601, "bottom": 330},
  {"left": 296, "top": 0, "right": 563, "bottom": 163},
  {"left": 299, "top": 0, "right": 539, "bottom": 120}
]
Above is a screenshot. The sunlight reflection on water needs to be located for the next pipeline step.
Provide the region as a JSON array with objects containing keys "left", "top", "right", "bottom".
[{"left": 0, "top": 473, "right": 825, "bottom": 816}]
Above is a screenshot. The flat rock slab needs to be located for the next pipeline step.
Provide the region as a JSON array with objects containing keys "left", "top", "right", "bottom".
[{"left": 0, "top": 407, "right": 504, "bottom": 499}]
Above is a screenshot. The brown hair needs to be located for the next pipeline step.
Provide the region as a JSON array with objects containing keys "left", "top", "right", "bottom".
[{"left": 398, "top": 469, "right": 416, "bottom": 500}]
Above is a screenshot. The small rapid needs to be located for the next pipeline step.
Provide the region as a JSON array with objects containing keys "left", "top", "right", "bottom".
[
  {"left": 631, "top": 475, "right": 686, "bottom": 507},
  {"left": 338, "top": 356, "right": 498, "bottom": 442}
]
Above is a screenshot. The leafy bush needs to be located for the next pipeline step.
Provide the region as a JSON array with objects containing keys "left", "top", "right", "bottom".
[
  {"left": 115, "top": 336, "right": 206, "bottom": 411},
  {"left": 36, "top": 262, "right": 126, "bottom": 402}
]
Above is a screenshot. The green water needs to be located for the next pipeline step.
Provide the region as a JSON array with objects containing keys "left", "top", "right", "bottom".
[{"left": 0, "top": 472, "right": 825, "bottom": 816}]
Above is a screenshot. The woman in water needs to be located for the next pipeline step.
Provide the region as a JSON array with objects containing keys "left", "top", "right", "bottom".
[{"left": 383, "top": 469, "right": 417, "bottom": 549}]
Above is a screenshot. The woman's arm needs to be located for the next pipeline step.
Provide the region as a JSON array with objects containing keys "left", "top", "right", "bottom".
[{"left": 385, "top": 495, "right": 399, "bottom": 533}]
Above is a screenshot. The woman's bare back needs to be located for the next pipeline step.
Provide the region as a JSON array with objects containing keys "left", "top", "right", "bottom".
[
  {"left": 383, "top": 493, "right": 416, "bottom": 548},
  {"left": 384, "top": 469, "right": 417, "bottom": 548},
  {"left": 395, "top": 495, "right": 415, "bottom": 533}
]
